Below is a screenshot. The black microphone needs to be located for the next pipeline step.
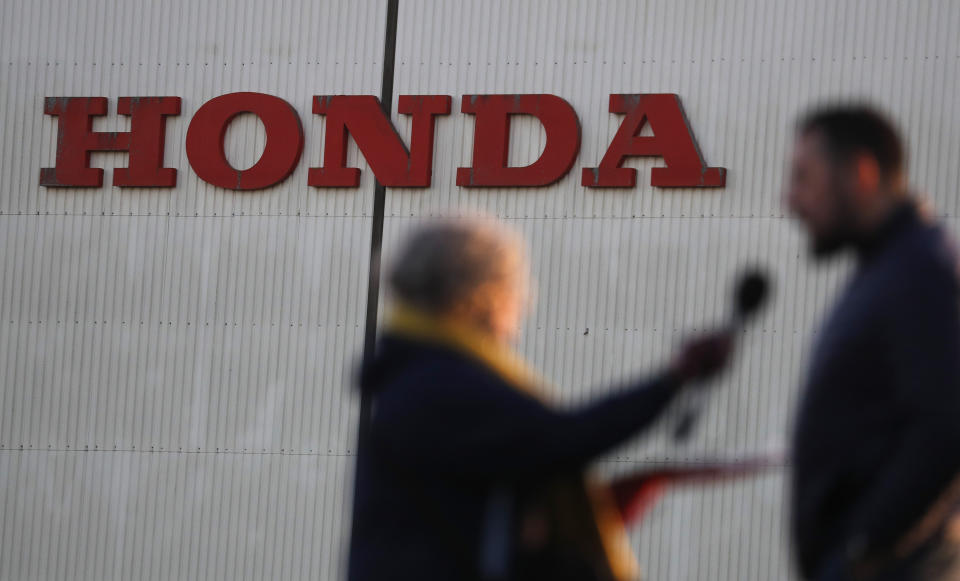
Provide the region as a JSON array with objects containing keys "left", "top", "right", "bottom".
[
  {"left": 732, "top": 270, "right": 769, "bottom": 327},
  {"left": 673, "top": 269, "right": 770, "bottom": 441}
]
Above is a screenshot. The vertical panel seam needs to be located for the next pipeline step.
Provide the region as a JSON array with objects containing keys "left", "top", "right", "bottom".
[
  {"left": 348, "top": 0, "right": 399, "bottom": 573},
  {"left": 358, "top": 0, "right": 398, "bottom": 441}
]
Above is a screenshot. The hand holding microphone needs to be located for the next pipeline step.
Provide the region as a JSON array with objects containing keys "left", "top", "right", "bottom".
[
  {"left": 670, "top": 332, "right": 734, "bottom": 383},
  {"left": 671, "top": 270, "right": 770, "bottom": 440}
]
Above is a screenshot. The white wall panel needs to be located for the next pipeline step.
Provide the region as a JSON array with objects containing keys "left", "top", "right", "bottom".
[
  {"left": 0, "top": 0, "right": 385, "bottom": 218},
  {"left": 0, "top": 451, "right": 352, "bottom": 581},
  {"left": 388, "top": 0, "right": 960, "bottom": 220},
  {"left": 0, "top": 0, "right": 385, "bottom": 579},
  {"left": 385, "top": 1, "right": 960, "bottom": 579},
  {"left": 0, "top": 214, "right": 367, "bottom": 453}
]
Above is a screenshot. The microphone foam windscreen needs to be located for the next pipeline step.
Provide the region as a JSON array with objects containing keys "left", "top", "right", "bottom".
[{"left": 736, "top": 270, "right": 770, "bottom": 318}]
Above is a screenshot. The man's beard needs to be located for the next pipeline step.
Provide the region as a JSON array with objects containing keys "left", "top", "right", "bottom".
[
  {"left": 811, "top": 229, "right": 851, "bottom": 258},
  {"left": 809, "top": 188, "right": 858, "bottom": 260}
]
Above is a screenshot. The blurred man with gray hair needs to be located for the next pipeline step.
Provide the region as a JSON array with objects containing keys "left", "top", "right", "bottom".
[{"left": 347, "top": 217, "right": 735, "bottom": 581}]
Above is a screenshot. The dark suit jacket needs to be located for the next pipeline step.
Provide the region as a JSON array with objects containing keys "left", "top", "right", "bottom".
[
  {"left": 792, "top": 202, "right": 960, "bottom": 579},
  {"left": 347, "top": 334, "right": 680, "bottom": 581}
]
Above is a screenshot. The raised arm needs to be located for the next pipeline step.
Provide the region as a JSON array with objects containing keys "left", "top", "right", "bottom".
[{"left": 372, "top": 332, "right": 731, "bottom": 480}]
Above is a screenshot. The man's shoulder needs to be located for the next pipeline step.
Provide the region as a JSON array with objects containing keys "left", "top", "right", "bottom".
[
  {"left": 860, "top": 220, "right": 960, "bottom": 322},
  {"left": 880, "top": 218, "right": 959, "bottom": 286}
]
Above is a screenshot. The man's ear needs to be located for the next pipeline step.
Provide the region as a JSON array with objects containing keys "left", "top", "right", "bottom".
[{"left": 853, "top": 153, "right": 881, "bottom": 199}]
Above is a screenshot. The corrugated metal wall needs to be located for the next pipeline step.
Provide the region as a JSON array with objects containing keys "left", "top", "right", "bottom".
[
  {"left": 0, "top": 1, "right": 385, "bottom": 579},
  {"left": 2, "top": 1, "right": 960, "bottom": 579}
]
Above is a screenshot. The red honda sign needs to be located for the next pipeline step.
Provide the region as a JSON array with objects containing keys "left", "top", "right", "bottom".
[{"left": 40, "top": 93, "right": 725, "bottom": 190}]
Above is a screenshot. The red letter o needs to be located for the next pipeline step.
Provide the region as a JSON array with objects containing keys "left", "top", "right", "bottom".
[{"left": 186, "top": 92, "right": 304, "bottom": 190}]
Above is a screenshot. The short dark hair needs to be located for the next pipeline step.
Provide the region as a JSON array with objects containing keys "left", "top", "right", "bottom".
[{"left": 799, "top": 106, "right": 905, "bottom": 180}]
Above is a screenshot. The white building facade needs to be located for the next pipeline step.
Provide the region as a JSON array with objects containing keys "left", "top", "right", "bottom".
[{"left": 2, "top": 1, "right": 959, "bottom": 579}]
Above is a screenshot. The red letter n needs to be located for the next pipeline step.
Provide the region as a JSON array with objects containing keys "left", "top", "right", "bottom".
[
  {"left": 309, "top": 95, "right": 451, "bottom": 187},
  {"left": 583, "top": 94, "right": 725, "bottom": 188},
  {"left": 40, "top": 96, "right": 181, "bottom": 187}
]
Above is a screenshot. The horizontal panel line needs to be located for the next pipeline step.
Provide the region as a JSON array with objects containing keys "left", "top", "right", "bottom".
[
  {"left": 0, "top": 448, "right": 788, "bottom": 467},
  {"left": 385, "top": 214, "right": 954, "bottom": 220},
  {"left": 2, "top": 320, "right": 362, "bottom": 327},
  {"left": 6, "top": 55, "right": 960, "bottom": 67},
  {"left": 7, "top": 61, "right": 381, "bottom": 67},
  {"left": 0, "top": 321, "right": 802, "bottom": 334},
  {"left": 0, "top": 448, "right": 354, "bottom": 456},
  {"left": 3, "top": 213, "right": 955, "bottom": 221},
  {"left": 0, "top": 211, "right": 370, "bottom": 219},
  {"left": 0, "top": 322, "right": 803, "bottom": 337}
]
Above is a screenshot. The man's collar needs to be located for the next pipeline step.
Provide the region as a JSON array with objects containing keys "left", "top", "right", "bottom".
[{"left": 855, "top": 199, "right": 919, "bottom": 262}]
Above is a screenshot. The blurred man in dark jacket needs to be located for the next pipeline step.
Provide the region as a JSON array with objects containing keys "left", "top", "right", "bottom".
[
  {"left": 787, "top": 106, "right": 960, "bottom": 580},
  {"left": 347, "top": 219, "right": 734, "bottom": 581}
]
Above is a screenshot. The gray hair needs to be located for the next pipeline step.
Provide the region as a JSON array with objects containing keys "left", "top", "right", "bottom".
[{"left": 387, "top": 217, "right": 528, "bottom": 316}]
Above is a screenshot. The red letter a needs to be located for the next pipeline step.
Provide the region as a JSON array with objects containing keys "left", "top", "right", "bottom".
[{"left": 583, "top": 94, "right": 725, "bottom": 188}]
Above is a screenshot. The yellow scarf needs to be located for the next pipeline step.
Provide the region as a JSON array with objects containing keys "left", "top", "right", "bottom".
[
  {"left": 386, "top": 303, "right": 546, "bottom": 397},
  {"left": 385, "top": 303, "right": 640, "bottom": 581}
]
